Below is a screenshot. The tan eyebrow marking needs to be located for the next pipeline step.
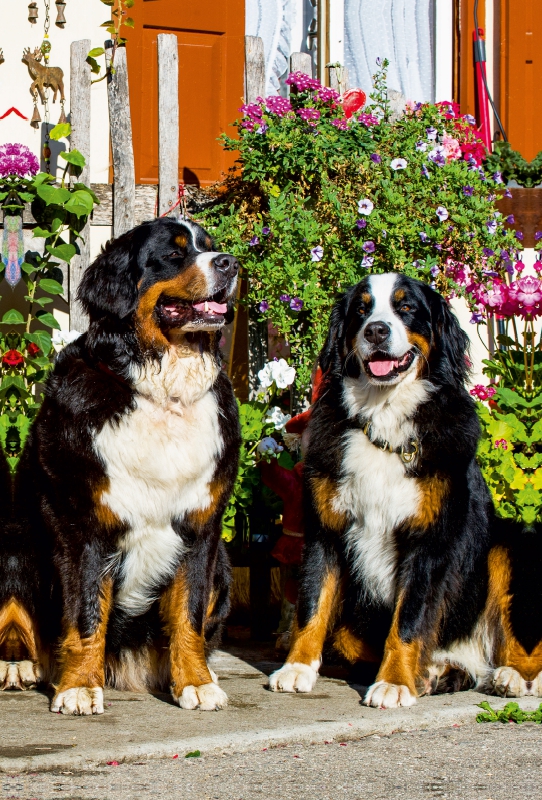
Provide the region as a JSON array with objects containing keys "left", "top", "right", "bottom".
[
  {"left": 394, "top": 288, "right": 406, "bottom": 302},
  {"left": 175, "top": 234, "right": 188, "bottom": 248},
  {"left": 361, "top": 292, "right": 372, "bottom": 304}
]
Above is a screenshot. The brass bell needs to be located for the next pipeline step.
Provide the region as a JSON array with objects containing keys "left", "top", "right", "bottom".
[
  {"left": 57, "top": 106, "right": 67, "bottom": 124},
  {"left": 28, "top": 1, "right": 38, "bottom": 23},
  {"left": 30, "top": 105, "right": 41, "bottom": 128},
  {"left": 55, "top": 0, "right": 66, "bottom": 27}
]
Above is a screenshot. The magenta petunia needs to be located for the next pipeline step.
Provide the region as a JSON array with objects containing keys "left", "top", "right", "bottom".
[{"left": 0, "top": 143, "right": 39, "bottom": 178}]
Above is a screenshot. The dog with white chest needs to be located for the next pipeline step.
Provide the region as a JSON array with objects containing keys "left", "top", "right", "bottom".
[{"left": 269, "top": 272, "right": 531, "bottom": 707}]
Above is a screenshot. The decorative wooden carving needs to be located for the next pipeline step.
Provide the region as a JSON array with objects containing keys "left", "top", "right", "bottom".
[{"left": 22, "top": 47, "right": 65, "bottom": 104}]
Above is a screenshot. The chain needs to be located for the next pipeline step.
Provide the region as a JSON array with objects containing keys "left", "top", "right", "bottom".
[{"left": 41, "top": 0, "right": 52, "bottom": 171}]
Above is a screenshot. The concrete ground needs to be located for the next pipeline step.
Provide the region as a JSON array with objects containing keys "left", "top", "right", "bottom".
[{"left": 1, "top": 643, "right": 540, "bottom": 798}]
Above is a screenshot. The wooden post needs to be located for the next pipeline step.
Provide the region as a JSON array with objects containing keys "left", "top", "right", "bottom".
[
  {"left": 245, "top": 35, "right": 265, "bottom": 102},
  {"left": 157, "top": 34, "right": 179, "bottom": 218},
  {"left": 290, "top": 52, "right": 313, "bottom": 77},
  {"left": 328, "top": 65, "right": 350, "bottom": 94},
  {"left": 106, "top": 43, "right": 136, "bottom": 238},
  {"left": 69, "top": 39, "right": 91, "bottom": 332}
]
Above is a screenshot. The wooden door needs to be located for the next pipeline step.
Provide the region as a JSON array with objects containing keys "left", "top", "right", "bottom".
[
  {"left": 128, "top": 0, "right": 244, "bottom": 185},
  {"left": 500, "top": 0, "right": 542, "bottom": 160}
]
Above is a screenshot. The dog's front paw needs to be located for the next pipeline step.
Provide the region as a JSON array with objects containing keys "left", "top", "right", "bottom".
[
  {"left": 0, "top": 660, "right": 42, "bottom": 690},
  {"left": 176, "top": 682, "right": 228, "bottom": 711},
  {"left": 492, "top": 666, "right": 528, "bottom": 698},
  {"left": 364, "top": 681, "right": 417, "bottom": 708},
  {"left": 51, "top": 687, "right": 104, "bottom": 715},
  {"left": 268, "top": 662, "right": 318, "bottom": 693}
]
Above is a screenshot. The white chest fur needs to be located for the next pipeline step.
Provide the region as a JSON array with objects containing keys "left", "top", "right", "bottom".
[
  {"left": 333, "top": 377, "right": 433, "bottom": 607},
  {"left": 94, "top": 349, "right": 223, "bottom": 615}
]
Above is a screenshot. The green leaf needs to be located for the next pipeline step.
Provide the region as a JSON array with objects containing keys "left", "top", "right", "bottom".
[
  {"left": 1, "top": 309, "right": 24, "bottom": 325},
  {"left": 46, "top": 243, "right": 76, "bottom": 262},
  {"left": 26, "top": 330, "right": 52, "bottom": 354},
  {"left": 36, "top": 184, "right": 71, "bottom": 205},
  {"left": 65, "top": 190, "right": 94, "bottom": 216},
  {"left": 73, "top": 183, "right": 100, "bottom": 204},
  {"left": 39, "top": 278, "right": 64, "bottom": 295},
  {"left": 49, "top": 122, "right": 71, "bottom": 140},
  {"left": 88, "top": 47, "right": 105, "bottom": 57},
  {"left": 32, "top": 226, "right": 53, "bottom": 239},
  {"left": 34, "top": 311, "right": 61, "bottom": 330},
  {"left": 59, "top": 149, "right": 86, "bottom": 168},
  {"left": 185, "top": 751, "right": 201, "bottom": 759},
  {"left": 86, "top": 56, "right": 101, "bottom": 75},
  {"left": 124, "top": 16, "right": 134, "bottom": 27}
]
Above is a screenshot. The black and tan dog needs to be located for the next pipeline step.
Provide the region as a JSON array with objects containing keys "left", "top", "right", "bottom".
[
  {"left": 269, "top": 272, "right": 542, "bottom": 706},
  {"left": 9, "top": 217, "right": 240, "bottom": 714}
]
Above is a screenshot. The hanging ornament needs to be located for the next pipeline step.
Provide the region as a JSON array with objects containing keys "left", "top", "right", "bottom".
[
  {"left": 57, "top": 98, "right": 67, "bottom": 124},
  {"left": 2, "top": 213, "right": 24, "bottom": 289},
  {"left": 28, "top": 2, "right": 38, "bottom": 23},
  {"left": 22, "top": 47, "right": 65, "bottom": 107},
  {"left": 30, "top": 96, "right": 41, "bottom": 128},
  {"left": 55, "top": 0, "right": 66, "bottom": 28},
  {"left": 0, "top": 50, "right": 4, "bottom": 66}
]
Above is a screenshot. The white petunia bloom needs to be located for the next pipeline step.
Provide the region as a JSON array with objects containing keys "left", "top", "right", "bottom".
[
  {"left": 390, "top": 158, "right": 407, "bottom": 170},
  {"left": 257, "top": 362, "right": 274, "bottom": 389},
  {"left": 265, "top": 406, "right": 292, "bottom": 430},
  {"left": 269, "top": 358, "right": 296, "bottom": 389},
  {"left": 357, "top": 198, "right": 374, "bottom": 215},
  {"left": 52, "top": 329, "right": 82, "bottom": 352},
  {"left": 257, "top": 436, "right": 284, "bottom": 455}
]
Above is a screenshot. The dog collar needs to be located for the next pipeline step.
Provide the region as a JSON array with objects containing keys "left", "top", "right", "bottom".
[
  {"left": 356, "top": 417, "right": 419, "bottom": 464},
  {"left": 96, "top": 361, "right": 129, "bottom": 387}
]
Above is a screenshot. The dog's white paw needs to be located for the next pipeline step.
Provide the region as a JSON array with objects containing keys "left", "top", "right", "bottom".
[
  {"left": 0, "top": 660, "right": 42, "bottom": 690},
  {"left": 209, "top": 668, "right": 219, "bottom": 684},
  {"left": 268, "top": 662, "right": 319, "bottom": 693},
  {"left": 528, "top": 671, "right": 542, "bottom": 697},
  {"left": 492, "top": 666, "right": 528, "bottom": 698},
  {"left": 51, "top": 687, "right": 104, "bottom": 715},
  {"left": 364, "top": 681, "right": 417, "bottom": 709},
  {"left": 177, "top": 682, "right": 228, "bottom": 711}
]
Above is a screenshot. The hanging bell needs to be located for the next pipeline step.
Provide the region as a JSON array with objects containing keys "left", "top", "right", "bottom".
[
  {"left": 28, "top": 1, "right": 38, "bottom": 23},
  {"left": 30, "top": 105, "right": 41, "bottom": 128},
  {"left": 57, "top": 105, "right": 67, "bottom": 124},
  {"left": 55, "top": 0, "right": 66, "bottom": 27}
]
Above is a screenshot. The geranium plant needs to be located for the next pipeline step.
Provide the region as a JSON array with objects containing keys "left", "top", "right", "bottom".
[
  {"left": 0, "top": 129, "right": 98, "bottom": 468},
  {"left": 201, "top": 59, "right": 517, "bottom": 391}
]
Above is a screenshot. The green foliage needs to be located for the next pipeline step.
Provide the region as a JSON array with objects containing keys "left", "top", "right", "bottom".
[
  {"left": 485, "top": 142, "right": 542, "bottom": 188},
  {"left": 201, "top": 61, "right": 515, "bottom": 391},
  {"left": 476, "top": 700, "right": 542, "bottom": 724}
]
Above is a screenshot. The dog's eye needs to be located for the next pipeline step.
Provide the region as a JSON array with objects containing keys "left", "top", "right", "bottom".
[
  {"left": 358, "top": 307, "right": 366, "bottom": 315},
  {"left": 167, "top": 251, "right": 182, "bottom": 259},
  {"left": 400, "top": 304, "right": 411, "bottom": 312}
]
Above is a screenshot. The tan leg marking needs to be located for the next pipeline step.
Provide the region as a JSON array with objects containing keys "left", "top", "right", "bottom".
[
  {"left": 410, "top": 474, "right": 450, "bottom": 529},
  {"left": 310, "top": 477, "right": 348, "bottom": 532},
  {"left": 333, "top": 626, "right": 379, "bottom": 664}
]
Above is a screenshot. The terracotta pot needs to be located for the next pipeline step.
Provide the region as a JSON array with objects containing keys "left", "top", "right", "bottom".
[{"left": 496, "top": 188, "right": 542, "bottom": 248}]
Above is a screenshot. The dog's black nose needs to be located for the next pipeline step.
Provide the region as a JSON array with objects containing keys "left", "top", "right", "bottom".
[
  {"left": 213, "top": 254, "right": 239, "bottom": 275},
  {"left": 364, "top": 321, "right": 391, "bottom": 344}
]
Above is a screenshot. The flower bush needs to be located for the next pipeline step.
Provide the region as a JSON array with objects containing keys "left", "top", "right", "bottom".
[
  {"left": 201, "top": 59, "right": 517, "bottom": 390},
  {"left": 0, "top": 128, "right": 98, "bottom": 468}
]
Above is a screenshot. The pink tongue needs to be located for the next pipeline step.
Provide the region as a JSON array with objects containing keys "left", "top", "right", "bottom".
[
  {"left": 193, "top": 301, "right": 227, "bottom": 314},
  {"left": 368, "top": 359, "right": 398, "bottom": 376}
]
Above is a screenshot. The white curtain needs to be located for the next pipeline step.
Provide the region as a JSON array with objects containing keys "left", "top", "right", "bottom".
[
  {"left": 344, "top": 0, "right": 435, "bottom": 103},
  {"left": 246, "top": 0, "right": 292, "bottom": 95}
]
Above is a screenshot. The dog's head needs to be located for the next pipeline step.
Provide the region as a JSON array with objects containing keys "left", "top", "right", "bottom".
[
  {"left": 320, "top": 272, "right": 469, "bottom": 388},
  {"left": 78, "top": 218, "right": 239, "bottom": 348}
]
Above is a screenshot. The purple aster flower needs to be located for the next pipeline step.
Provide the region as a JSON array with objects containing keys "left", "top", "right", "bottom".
[
  {"left": 311, "top": 245, "right": 324, "bottom": 262},
  {"left": 419, "top": 232, "right": 429, "bottom": 242},
  {"left": 430, "top": 265, "right": 440, "bottom": 277},
  {"left": 279, "top": 294, "right": 291, "bottom": 303},
  {"left": 370, "top": 153, "right": 382, "bottom": 163},
  {"left": 515, "top": 231, "right": 524, "bottom": 240},
  {"left": 416, "top": 141, "right": 428, "bottom": 152},
  {"left": 505, "top": 215, "right": 515, "bottom": 224},
  {"left": 0, "top": 143, "right": 39, "bottom": 178},
  {"left": 504, "top": 188, "right": 513, "bottom": 198},
  {"left": 361, "top": 255, "right": 374, "bottom": 268},
  {"left": 436, "top": 206, "right": 449, "bottom": 221},
  {"left": 331, "top": 118, "right": 348, "bottom": 130},
  {"left": 483, "top": 248, "right": 494, "bottom": 257},
  {"left": 356, "top": 219, "right": 367, "bottom": 229},
  {"left": 493, "top": 171, "right": 503, "bottom": 184},
  {"left": 486, "top": 220, "right": 497, "bottom": 235},
  {"left": 421, "top": 164, "right": 430, "bottom": 179},
  {"left": 535, "top": 231, "right": 542, "bottom": 241},
  {"left": 390, "top": 158, "right": 407, "bottom": 170},
  {"left": 259, "top": 300, "right": 269, "bottom": 312},
  {"left": 262, "top": 227, "right": 270, "bottom": 235},
  {"left": 290, "top": 297, "right": 303, "bottom": 311},
  {"left": 426, "top": 126, "right": 437, "bottom": 140},
  {"left": 362, "top": 240, "right": 375, "bottom": 253},
  {"left": 249, "top": 236, "right": 259, "bottom": 246},
  {"left": 462, "top": 186, "right": 474, "bottom": 196}
]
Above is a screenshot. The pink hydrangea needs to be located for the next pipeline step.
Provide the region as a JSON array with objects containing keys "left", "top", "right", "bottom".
[{"left": 0, "top": 143, "right": 39, "bottom": 178}]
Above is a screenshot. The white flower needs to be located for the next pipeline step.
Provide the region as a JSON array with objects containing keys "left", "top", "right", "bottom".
[
  {"left": 311, "top": 245, "right": 324, "bottom": 262},
  {"left": 415, "top": 141, "right": 427, "bottom": 152},
  {"left": 257, "top": 362, "right": 274, "bottom": 389},
  {"left": 269, "top": 358, "right": 296, "bottom": 389},
  {"left": 361, "top": 255, "right": 374, "bottom": 268},
  {"left": 357, "top": 198, "right": 374, "bottom": 215},
  {"left": 52, "top": 329, "right": 82, "bottom": 352},
  {"left": 265, "top": 406, "right": 292, "bottom": 430},
  {"left": 257, "top": 436, "right": 283, "bottom": 455},
  {"left": 390, "top": 158, "right": 407, "bottom": 170},
  {"left": 435, "top": 205, "right": 449, "bottom": 221}
]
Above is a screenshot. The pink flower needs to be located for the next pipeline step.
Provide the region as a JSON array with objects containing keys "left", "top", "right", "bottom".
[
  {"left": 265, "top": 96, "right": 292, "bottom": 117},
  {"left": 494, "top": 439, "right": 508, "bottom": 450},
  {"left": 441, "top": 133, "right": 462, "bottom": 161},
  {"left": 0, "top": 143, "right": 39, "bottom": 177},
  {"left": 285, "top": 72, "right": 321, "bottom": 92},
  {"left": 507, "top": 276, "right": 542, "bottom": 318},
  {"left": 470, "top": 384, "right": 496, "bottom": 401},
  {"left": 297, "top": 107, "right": 321, "bottom": 123}
]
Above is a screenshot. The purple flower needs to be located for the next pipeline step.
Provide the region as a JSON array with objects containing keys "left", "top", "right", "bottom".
[
  {"left": 426, "top": 126, "right": 437, "bottom": 140},
  {"left": 493, "top": 171, "right": 503, "bottom": 184},
  {"left": 297, "top": 107, "right": 321, "bottom": 123},
  {"left": 285, "top": 71, "right": 320, "bottom": 92},
  {"left": 463, "top": 114, "right": 476, "bottom": 125},
  {"left": 370, "top": 153, "right": 382, "bottom": 164},
  {"left": 311, "top": 245, "right": 324, "bottom": 262},
  {"left": 290, "top": 297, "right": 303, "bottom": 311},
  {"left": 436, "top": 206, "right": 449, "bottom": 221},
  {"left": 249, "top": 236, "right": 259, "bottom": 246},
  {"left": 470, "top": 311, "right": 484, "bottom": 324},
  {"left": 505, "top": 214, "right": 515, "bottom": 224},
  {"left": 416, "top": 141, "right": 428, "bottom": 152},
  {"left": 358, "top": 198, "right": 374, "bottom": 215},
  {"left": 515, "top": 231, "right": 524, "bottom": 240},
  {"left": 361, "top": 255, "right": 374, "bottom": 268},
  {"left": 500, "top": 249, "right": 509, "bottom": 258},
  {"left": 421, "top": 164, "right": 430, "bottom": 179},
  {"left": 430, "top": 266, "right": 440, "bottom": 277},
  {"left": 265, "top": 96, "right": 292, "bottom": 116},
  {"left": 331, "top": 118, "right": 348, "bottom": 130},
  {"left": 486, "top": 220, "right": 497, "bottom": 235},
  {"left": 504, "top": 188, "right": 513, "bottom": 198},
  {"left": 358, "top": 113, "right": 379, "bottom": 127},
  {"left": 390, "top": 158, "right": 407, "bottom": 170},
  {"left": 419, "top": 232, "right": 429, "bottom": 242},
  {"left": 479, "top": 168, "right": 486, "bottom": 181},
  {"left": 279, "top": 294, "right": 291, "bottom": 303},
  {"left": 463, "top": 186, "right": 474, "bottom": 196},
  {"left": 535, "top": 231, "right": 542, "bottom": 241},
  {"left": 504, "top": 260, "right": 514, "bottom": 276},
  {"left": 376, "top": 57, "right": 382, "bottom": 66},
  {"left": 256, "top": 124, "right": 268, "bottom": 134},
  {"left": 362, "top": 240, "right": 375, "bottom": 253},
  {"left": 356, "top": 219, "right": 367, "bottom": 229},
  {"left": 0, "top": 143, "right": 39, "bottom": 178},
  {"left": 483, "top": 248, "right": 494, "bottom": 257},
  {"left": 412, "top": 260, "right": 424, "bottom": 269},
  {"left": 315, "top": 86, "right": 340, "bottom": 103},
  {"left": 262, "top": 227, "right": 271, "bottom": 235},
  {"left": 239, "top": 102, "right": 264, "bottom": 121},
  {"left": 259, "top": 300, "right": 269, "bottom": 312},
  {"left": 434, "top": 244, "right": 443, "bottom": 252},
  {"left": 428, "top": 146, "right": 446, "bottom": 166}
]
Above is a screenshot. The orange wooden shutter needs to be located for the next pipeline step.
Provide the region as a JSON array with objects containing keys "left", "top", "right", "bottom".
[{"left": 128, "top": 0, "right": 244, "bottom": 185}]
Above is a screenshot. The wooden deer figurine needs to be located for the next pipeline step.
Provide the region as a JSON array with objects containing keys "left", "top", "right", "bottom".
[{"left": 22, "top": 47, "right": 65, "bottom": 104}]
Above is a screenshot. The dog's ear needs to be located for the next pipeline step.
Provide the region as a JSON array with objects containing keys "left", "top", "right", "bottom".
[
  {"left": 77, "top": 228, "right": 143, "bottom": 321},
  {"left": 319, "top": 292, "right": 349, "bottom": 377},
  {"left": 430, "top": 290, "right": 470, "bottom": 386}
]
